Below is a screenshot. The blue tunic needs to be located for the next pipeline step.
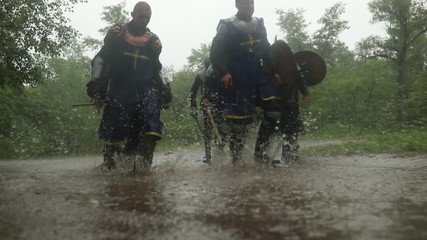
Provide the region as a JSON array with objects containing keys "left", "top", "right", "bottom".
[
  {"left": 98, "top": 24, "right": 163, "bottom": 143},
  {"left": 210, "top": 16, "right": 271, "bottom": 122}
]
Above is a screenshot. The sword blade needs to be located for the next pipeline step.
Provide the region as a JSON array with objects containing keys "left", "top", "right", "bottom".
[{"left": 72, "top": 103, "right": 96, "bottom": 107}]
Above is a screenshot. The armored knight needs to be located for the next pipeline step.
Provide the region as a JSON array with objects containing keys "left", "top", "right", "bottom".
[
  {"left": 87, "top": 2, "right": 172, "bottom": 170},
  {"left": 209, "top": 0, "right": 274, "bottom": 164}
]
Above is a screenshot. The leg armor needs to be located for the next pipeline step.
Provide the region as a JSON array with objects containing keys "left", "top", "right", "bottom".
[
  {"left": 139, "top": 135, "right": 157, "bottom": 168},
  {"left": 229, "top": 122, "right": 248, "bottom": 165},
  {"left": 102, "top": 143, "right": 122, "bottom": 170},
  {"left": 254, "top": 111, "right": 280, "bottom": 164}
]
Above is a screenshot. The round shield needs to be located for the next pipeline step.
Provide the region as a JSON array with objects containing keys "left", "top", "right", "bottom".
[
  {"left": 270, "top": 40, "right": 298, "bottom": 86},
  {"left": 294, "top": 51, "right": 327, "bottom": 86}
]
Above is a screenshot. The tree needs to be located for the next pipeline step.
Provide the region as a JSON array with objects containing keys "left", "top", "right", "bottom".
[
  {"left": 82, "top": 2, "right": 129, "bottom": 51},
  {"left": 275, "top": 8, "right": 310, "bottom": 51},
  {"left": 0, "top": 0, "right": 84, "bottom": 88},
  {"left": 159, "top": 42, "right": 215, "bottom": 147},
  {"left": 311, "top": 2, "right": 354, "bottom": 68},
  {"left": 356, "top": 0, "right": 427, "bottom": 121},
  {"left": 99, "top": 1, "right": 129, "bottom": 35},
  {"left": 406, "top": 71, "right": 427, "bottom": 125},
  {"left": 186, "top": 43, "right": 211, "bottom": 70},
  {"left": 305, "top": 59, "right": 397, "bottom": 133},
  {"left": 275, "top": 3, "right": 354, "bottom": 69},
  {"left": 0, "top": 37, "right": 103, "bottom": 159}
]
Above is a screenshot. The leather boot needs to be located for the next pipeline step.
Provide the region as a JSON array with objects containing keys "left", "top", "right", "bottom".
[{"left": 139, "top": 135, "right": 157, "bottom": 168}]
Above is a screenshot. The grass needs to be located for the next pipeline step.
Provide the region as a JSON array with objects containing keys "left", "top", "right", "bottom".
[
  {"left": 157, "top": 124, "right": 427, "bottom": 157},
  {"left": 300, "top": 126, "right": 427, "bottom": 156}
]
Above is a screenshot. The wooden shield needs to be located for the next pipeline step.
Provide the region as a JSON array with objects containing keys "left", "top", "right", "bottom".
[
  {"left": 270, "top": 40, "right": 327, "bottom": 87},
  {"left": 294, "top": 51, "right": 327, "bottom": 86},
  {"left": 269, "top": 40, "right": 298, "bottom": 87}
]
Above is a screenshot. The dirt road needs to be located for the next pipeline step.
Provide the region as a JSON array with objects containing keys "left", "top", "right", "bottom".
[{"left": 0, "top": 147, "right": 426, "bottom": 240}]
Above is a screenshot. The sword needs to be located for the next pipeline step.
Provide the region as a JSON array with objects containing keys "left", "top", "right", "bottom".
[
  {"left": 230, "top": 84, "right": 267, "bottom": 123},
  {"left": 72, "top": 102, "right": 102, "bottom": 113},
  {"left": 72, "top": 103, "right": 96, "bottom": 107},
  {"left": 192, "top": 114, "right": 204, "bottom": 135},
  {"left": 206, "top": 109, "right": 223, "bottom": 146}
]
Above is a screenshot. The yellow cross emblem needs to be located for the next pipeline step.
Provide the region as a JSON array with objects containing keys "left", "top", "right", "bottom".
[
  {"left": 124, "top": 48, "right": 148, "bottom": 70},
  {"left": 240, "top": 34, "right": 261, "bottom": 53}
]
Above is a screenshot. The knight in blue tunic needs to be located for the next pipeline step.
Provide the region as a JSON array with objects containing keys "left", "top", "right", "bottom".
[
  {"left": 210, "top": 0, "right": 275, "bottom": 164},
  {"left": 91, "top": 2, "right": 172, "bottom": 170}
]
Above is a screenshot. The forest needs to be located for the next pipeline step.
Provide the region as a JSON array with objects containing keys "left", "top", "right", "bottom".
[{"left": 0, "top": 0, "right": 426, "bottom": 160}]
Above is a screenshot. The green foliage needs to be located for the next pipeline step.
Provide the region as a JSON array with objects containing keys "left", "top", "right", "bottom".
[
  {"left": 275, "top": 8, "right": 310, "bottom": 51},
  {"left": 276, "top": 2, "right": 355, "bottom": 69},
  {"left": 358, "top": 0, "right": 427, "bottom": 88},
  {"left": 1, "top": 1, "right": 426, "bottom": 160},
  {"left": 405, "top": 71, "right": 427, "bottom": 125},
  {"left": 0, "top": 87, "right": 19, "bottom": 158},
  {"left": 367, "top": 0, "right": 427, "bottom": 62},
  {"left": 361, "top": 0, "right": 427, "bottom": 65},
  {"left": 161, "top": 117, "right": 203, "bottom": 150},
  {"left": 0, "top": 56, "right": 102, "bottom": 160},
  {"left": 302, "top": 60, "right": 398, "bottom": 133},
  {"left": 0, "top": 88, "right": 49, "bottom": 158},
  {"left": 81, "top": 2, "right": 129, "bottom": 53},
  {"left": 160, "top": 68, "right": 202, "bottom": 149},
  {"left": 311, "top": 3, "right": 354, "bottom": 68},
  {"left": 168, "top": 69, "right": 199, "bottom": 114},
  {"left": 159, "top": 46, "right": 213, "bottom": 149},
  {"left": 302, "top": 127, "right": 427, "bottom": 156},
  {"left": 98, "top": 2, "right": 130, "bottom": 36},
  {"left": 32, "top": 57, "right": 102, "bottom": 156},
  {"left": 0, "top": 0, "right": 84, "bottom": 88},
  {"left": 313, "top": 3, "right": 349, "bottom": 41},
  {"left": 186, "top": 43, "right": 211, "bottom": 71}
]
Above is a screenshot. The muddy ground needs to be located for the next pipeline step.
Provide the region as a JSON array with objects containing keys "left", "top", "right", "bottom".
[{"left": 0, "top": 141, "right": 426, "bottom": 240}]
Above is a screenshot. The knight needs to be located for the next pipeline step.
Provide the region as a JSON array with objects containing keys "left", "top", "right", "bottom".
[
  {"left": 255, "top": 40, "right": 327, "bottom": 166},
  {"left": 209, "top": 0, "right": 276, "bottom": 164},
  {"left": 86, "top": 1, "right": 172, "bottom": 170}
]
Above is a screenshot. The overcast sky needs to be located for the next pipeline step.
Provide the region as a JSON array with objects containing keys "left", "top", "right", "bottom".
[{"left": 68, "top": 0, "right": 385, "bottom": 70}]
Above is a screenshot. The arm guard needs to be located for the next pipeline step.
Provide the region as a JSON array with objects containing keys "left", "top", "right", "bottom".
[
  {"left": 86, "top": 48, "right": 111, "bottom": 104},
  {"left": 155, "top": 71, "right": 172, "bottom": 108},
  {"left": 189, "top": 74, "right": 203, "bottom": 108},
  {"left": 296, "top": 64, "right": 309, "bottom": 97}
]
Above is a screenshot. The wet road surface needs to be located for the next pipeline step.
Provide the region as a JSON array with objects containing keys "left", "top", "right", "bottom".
[{"left": 0, "top": 146, "right": 426, "bottom": 240}]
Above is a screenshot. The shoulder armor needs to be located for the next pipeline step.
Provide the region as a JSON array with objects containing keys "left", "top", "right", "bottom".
[
  {"left": 216, "top": 18, "right": 231, "bottom": 34},
  {"left": 121, "top": 26, "right": 162, "bottom": 49},
  {"left": 147, "top": 30, "right": 162, "bottom": 50},
  {"left": 230, "top": 15, "right": 259, "bottom": 34}
]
